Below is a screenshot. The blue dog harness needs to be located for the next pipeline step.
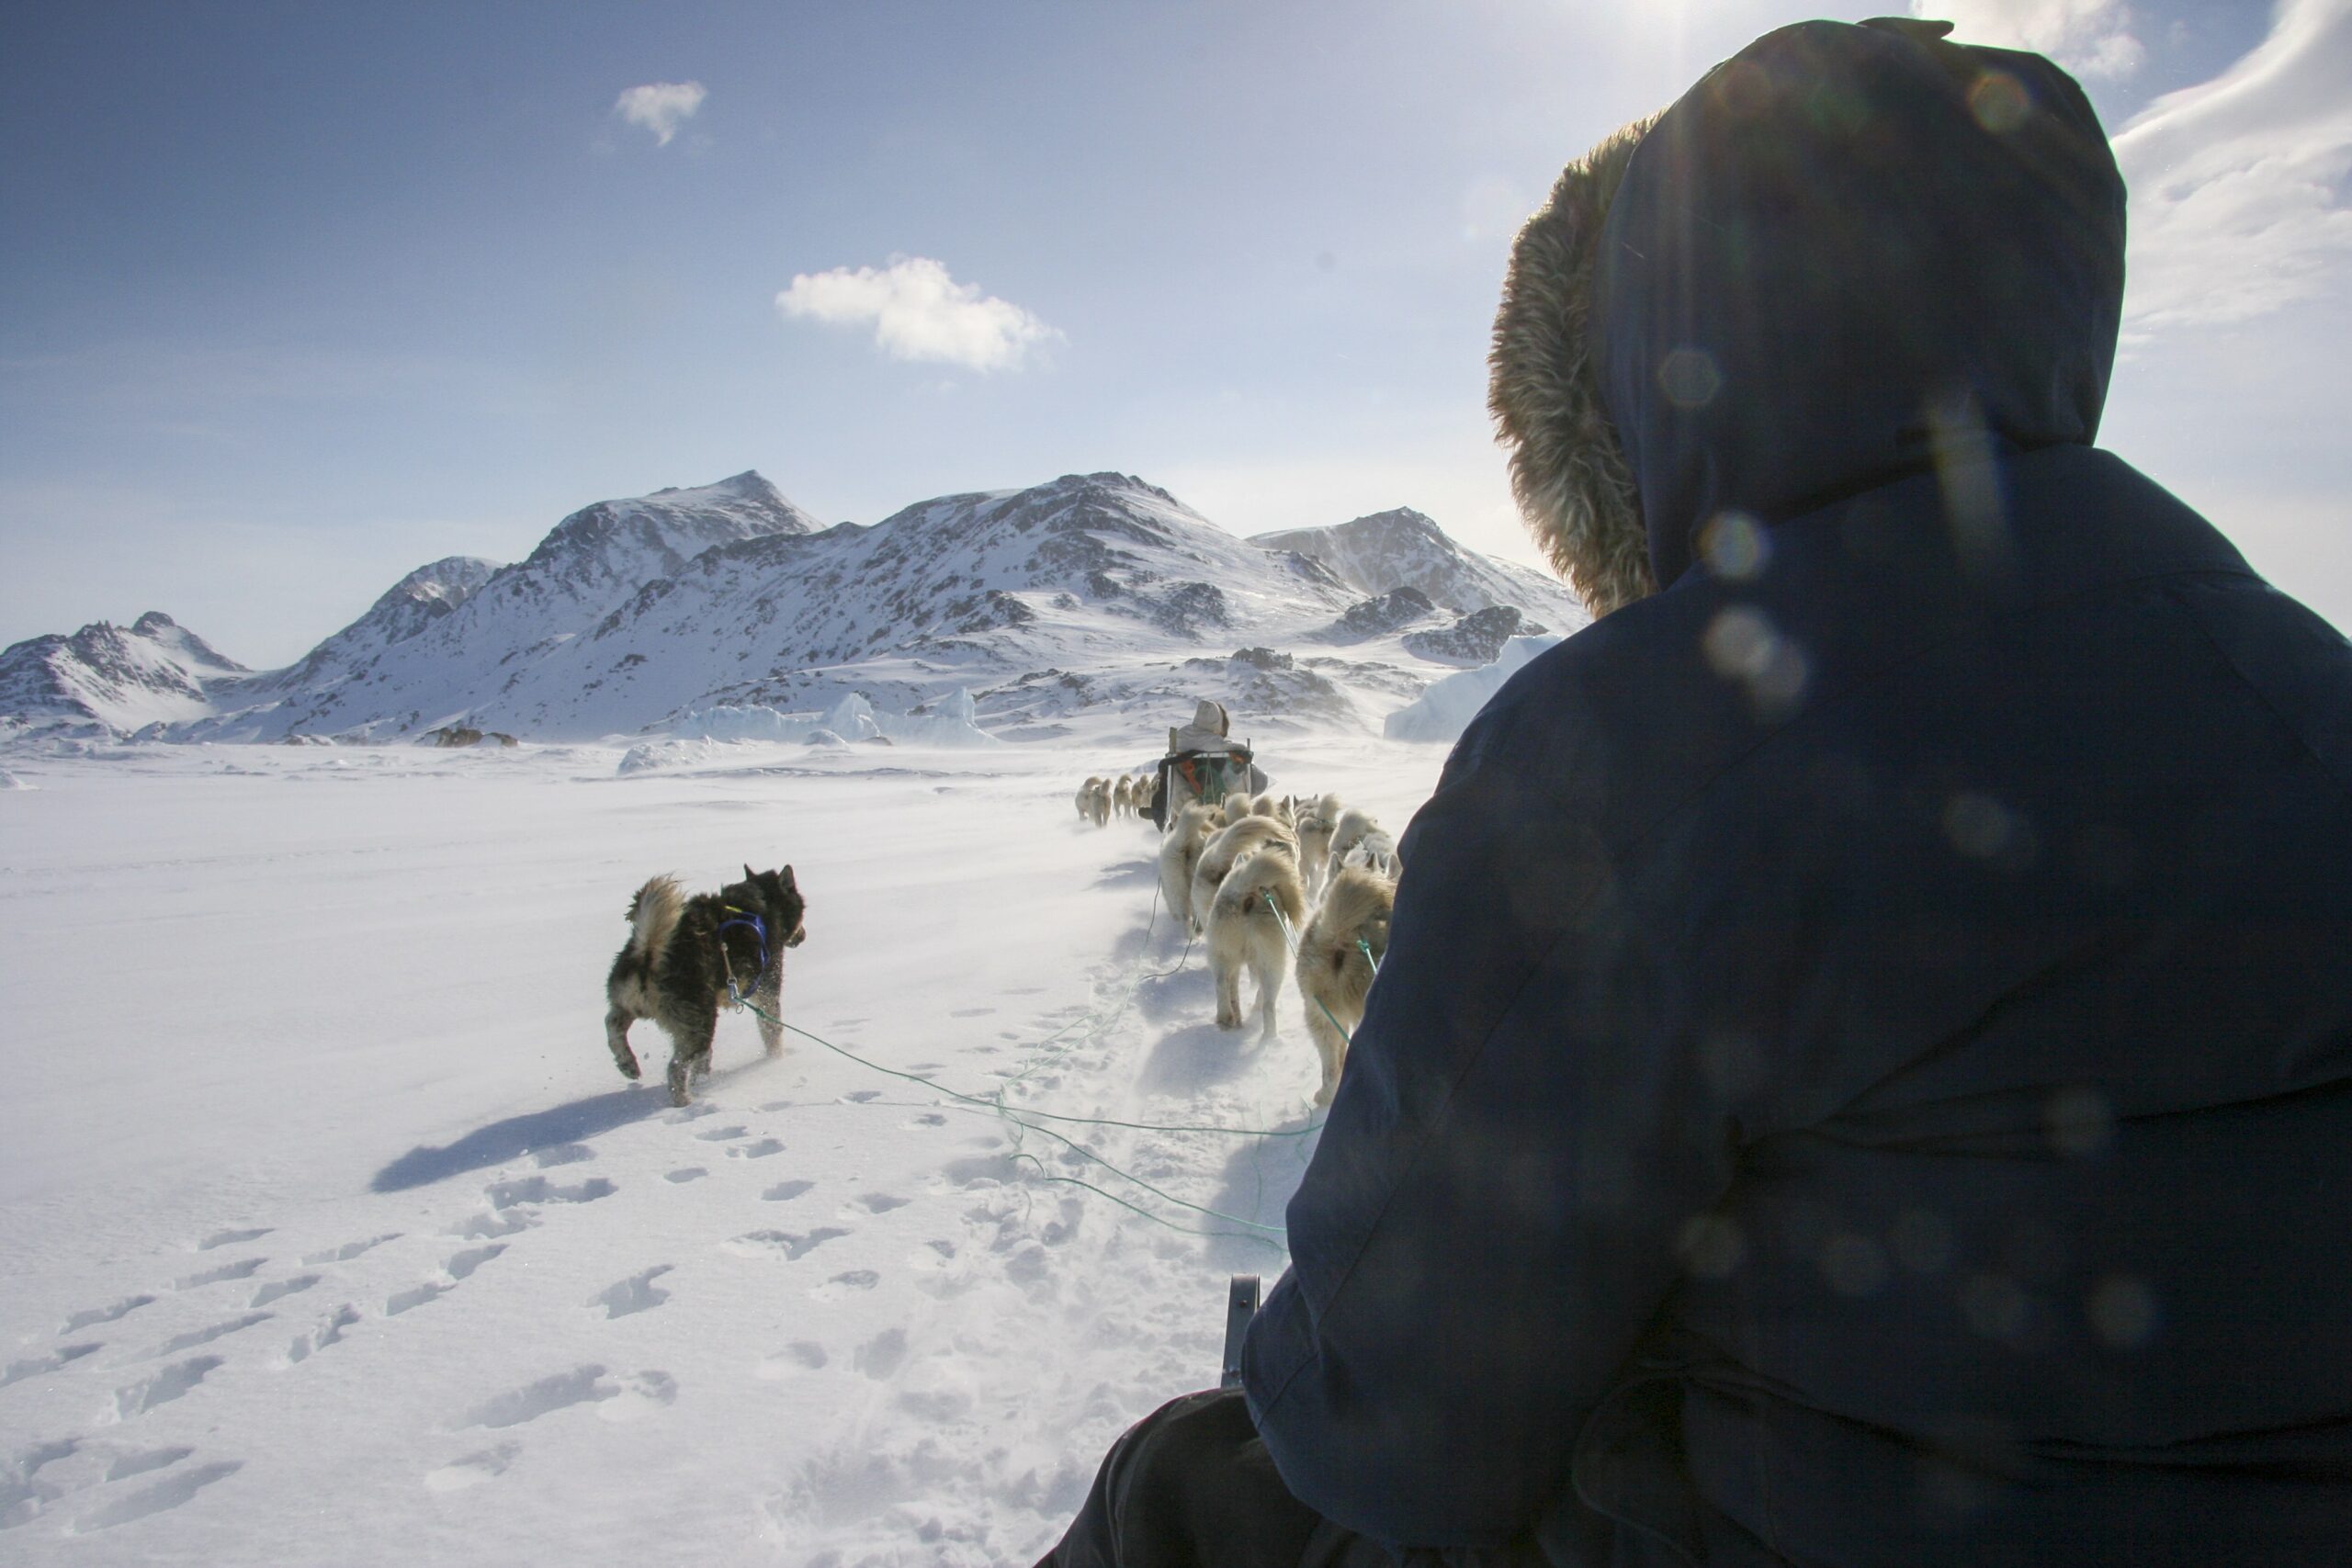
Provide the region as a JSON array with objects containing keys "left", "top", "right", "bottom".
[{"left": 715, "top": 907, "right": 769, "bottom": 1006}]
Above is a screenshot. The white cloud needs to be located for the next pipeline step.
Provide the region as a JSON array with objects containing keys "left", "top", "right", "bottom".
[
  {"left": 614, "top": 81, "right": 707, "bottom": 147},
  {"left": 775, "top": 256, "right": 1061, "bottom": 373},
  {"left": 2111, "top": 0, "right": 2352, "bottom": 332},
  {"left": 1912, "top": 0, "right": 2146, "bottom": 79}
]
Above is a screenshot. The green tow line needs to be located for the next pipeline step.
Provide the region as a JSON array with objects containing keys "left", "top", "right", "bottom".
[{"left": 720, "top": 876, "right": 1324, "bottom": 1250}]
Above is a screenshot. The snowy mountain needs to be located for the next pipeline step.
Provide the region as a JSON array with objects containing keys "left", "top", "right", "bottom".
[
  {"left": 185, "top": 471, "right": 821, "bottom": 741},
  {"left": 367, "top": 469, "right": 1376, "bottom": 741},
  {"left": 253, "top": 557, "right": 505, "bottom": 697},
  {"left": 6, "top": 471, "right": 1589, "bottom": 746},
  {"left": 0, "top": 611, "right": 250, "bottom": 732},
  {"left": 1250, "top": 506, "right": 1577, "bottom": 627}
]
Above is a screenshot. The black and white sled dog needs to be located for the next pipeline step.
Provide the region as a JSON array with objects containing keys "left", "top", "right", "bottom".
[{"left": 605, "top": 864, "right": 808, "bottom": 1106}]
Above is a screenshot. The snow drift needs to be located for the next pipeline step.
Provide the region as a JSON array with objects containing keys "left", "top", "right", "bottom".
[
  {"left": 1382, "top": 634, "right": 1564, "bottom": 742},
  {"left": 678, "top": 690, "right": 999, "bottom": 749}
]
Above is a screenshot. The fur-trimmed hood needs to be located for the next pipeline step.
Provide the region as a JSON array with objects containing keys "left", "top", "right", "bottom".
[
  {"left": 1489, "top": 118, "right": 1658, "bottom": 618},
  {"left": 1491, "top": 18, "right": 2125, "bottom": 615}
]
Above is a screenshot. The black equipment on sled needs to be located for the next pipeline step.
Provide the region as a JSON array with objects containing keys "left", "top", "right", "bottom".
[
  {"left": 1219, "top": 1275, "right": 1261, "bottom": 1389},
  {"left": 1148, "top": 700, "right": 1269, "bottom": 830}
]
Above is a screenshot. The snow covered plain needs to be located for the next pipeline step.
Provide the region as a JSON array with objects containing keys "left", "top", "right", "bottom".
[{"left": 0, "top": 723, "right": 1445, "bottom": 1563}]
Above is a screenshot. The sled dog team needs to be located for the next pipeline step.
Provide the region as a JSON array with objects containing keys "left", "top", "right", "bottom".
[
  {"left": 1158, "top": 790, "right": 1399, "bottom": 1107},
  {"left": 1073, "top": 771, "right": 1157, "bottom": 827},
  {"left": 605, "top": 777, "right": 1397, "bottom": 1110}
]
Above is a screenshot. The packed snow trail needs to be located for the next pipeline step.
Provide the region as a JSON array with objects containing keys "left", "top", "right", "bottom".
[{"left": 0, "top": 730, "right": 1442, "bottom": 1564}]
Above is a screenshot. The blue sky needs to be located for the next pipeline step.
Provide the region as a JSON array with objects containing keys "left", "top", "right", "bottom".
[{"left": 4, "top": 0, "right": 2344, "bottom": 666}]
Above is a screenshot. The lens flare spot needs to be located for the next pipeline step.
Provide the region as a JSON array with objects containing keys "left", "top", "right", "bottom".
[
  {"left": 1703, "top": 606, "right": 1809, "bottom": 717},
  {"left": 1942, "top": 791, "right": 2015, "bottom": 859},
  {"left": 1970, "top": 70, "right": 2031, "bottom": 134},
  {"left": 1709, "top": 58, "right": 1774, "bottom": 118},
  {"left": 1679, "top": 1214, "right": 1747, "bottom": 1280},
  {"left": 1702, "top": 511, "right": 1770, "bottom": 581},
  {"left": 1657, "top": 347, "right": 1722, "bottom": 410},
  {"left": 2088, "top": 1275, "right": 2159, "bottom": 1349},
  {"left": 1704, "top": 607, "right": 1779, "bottom": 681},
  {"left": 2043, "top": 1085, "right": 2115, "bottom": 1160}
]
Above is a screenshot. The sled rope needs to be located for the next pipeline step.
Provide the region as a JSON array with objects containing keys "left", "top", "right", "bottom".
[
  {"left": 752, "top": 1006, "right": 1317, "bottom": 1141},
  {"left": 729, "top": 1003, "right": 1297, "bottom": 1243},
  {"left": 717, "top": 870, "right": 1313, "bottom": 1246},
  {"left": 1003, "top": 1158, "right": 1287, "bottom": 1250}
]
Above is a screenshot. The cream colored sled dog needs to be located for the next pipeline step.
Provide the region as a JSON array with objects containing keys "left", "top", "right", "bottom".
[
  {"left": 1208, "top": 842, "right": 1307, "bottom": 1042},
  {"left": 1191, "top": 813, "right": 1298, "bottom": 935},
  {"left": 1295, "top": 864, "right": 1394, "bottom": 1105},
  {"left": 1329, "top": 807, "right": 1399, "bottom": 879},
  {"left": 1295, "top": 792, "right": 1344, "bottom": 898},
  {"left": 1159, "top": 802, "right": 1218, "bottom": 934}
]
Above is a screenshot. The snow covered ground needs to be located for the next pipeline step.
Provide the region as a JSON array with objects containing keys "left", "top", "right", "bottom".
[{"left": 0, "top": 723, "right": 1447, "bottom": 1564}]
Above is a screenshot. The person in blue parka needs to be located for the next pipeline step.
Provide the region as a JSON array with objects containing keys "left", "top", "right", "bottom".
[{"left": 1040, "top": 17, "right": 2352, "bottom": 1566}]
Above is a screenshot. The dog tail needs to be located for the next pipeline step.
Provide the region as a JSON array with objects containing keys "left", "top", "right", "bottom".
[
  {"left": 1214, "top": 846, "right": 1301, "bottom": 922},
  {"left": 625, "top": 874, "right": 684, "bottom": 962}
]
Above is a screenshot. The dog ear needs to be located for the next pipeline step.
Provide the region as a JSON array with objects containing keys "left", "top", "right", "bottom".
[
  {"left": 744, "top": 863, "right": 756, "bottom": 885},
  {"left": 780, "top": 864, "right": 797, "bottom": 888}
]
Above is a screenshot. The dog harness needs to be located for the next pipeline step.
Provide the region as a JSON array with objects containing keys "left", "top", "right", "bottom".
[{"left": 715, "top": 906, "right": 769, "bottom": 1006}]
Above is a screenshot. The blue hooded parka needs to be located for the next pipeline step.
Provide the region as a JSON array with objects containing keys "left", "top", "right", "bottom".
[{"left": 1242, "top": 19, "right": 2352, "bottom": 1565}]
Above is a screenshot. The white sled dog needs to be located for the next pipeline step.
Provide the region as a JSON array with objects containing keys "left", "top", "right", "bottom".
[
  {"left": 1075, "top": 777, "right": 1111, "bottom": 828},
  {"left": 1295, "top": 792, "right": 1345, "bottom": 898},
  {"left": 1342, "top": 829, "right": 1399, "bottom": 878},
  {"left": 1208, "top": 841, "right": 1307, "bottom": 1041},
  {"left": 1112, "top": 776, "right": 1135, "bottom": 818},
  {"left": 1192, "top": 813, "right": 1298, "bottom": 936},
  {"left": 1295, "top": 864, "right": 1394, "bottom": 1105},
  {"left": 1159, "top": 802, "right": 1218, "bottom": 935},
  {"left": 1238, "top": 792, "right": 1293, "bottom": 826},
  {"left": 1329, "top": 807, "right": 1399, "bottom": 879}
]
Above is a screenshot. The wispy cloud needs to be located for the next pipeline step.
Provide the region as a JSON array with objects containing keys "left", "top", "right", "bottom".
[
  {"left": 614, "top": 81, "right": 707, "bottom": 146},
  {"left": 2111, "top": 0, "right": 2352, "bottom": 332},
  {"left": 775, "top": 256, "right": 1061, "bottom": 373},
  {"left": 1912, "top": 0, "right": 2145, "bottom": 79}
]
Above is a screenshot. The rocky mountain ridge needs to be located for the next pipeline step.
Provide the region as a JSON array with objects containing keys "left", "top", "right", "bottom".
[
  {"left": 4, "top": 471, "right": 1585, "bottom": 743},
  {"left": 0, "top": 612, "right": 250, "bottom": 733}
]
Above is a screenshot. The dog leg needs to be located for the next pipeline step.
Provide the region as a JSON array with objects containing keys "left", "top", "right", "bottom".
[
  {"left": 665, "top": 1013, "right": 718, "bottom": 1108},
  {"left": 754, "top": 964, "right": 784, "bottom": 1058},
  {"left": 1304, "top": 998, "right": 1346, "bottom": 1106},
  {"left": 1213, "top": 953, "right": 1241, "bottom": 1032},
  {"left": 605, "top": 1007, "right": 641, "bottom": 1080},
  {"left": 1252, "top": 939, "right": 1283, "bottom": 1043}
]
